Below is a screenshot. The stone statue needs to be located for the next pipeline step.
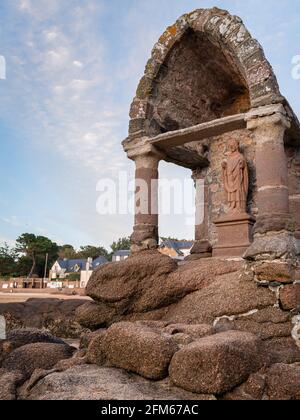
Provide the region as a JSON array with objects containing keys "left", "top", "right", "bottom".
[{"left": 222, "top": 139, "right": 249, "bottom": 214}]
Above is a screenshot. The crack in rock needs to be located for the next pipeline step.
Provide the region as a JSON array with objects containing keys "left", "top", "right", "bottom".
[{"left": 213, "top": 309, "right": 259, "bottom": 327}]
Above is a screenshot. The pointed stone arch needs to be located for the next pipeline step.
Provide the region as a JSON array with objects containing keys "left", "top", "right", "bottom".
[{"left": 128, "top": 7, "right": 283, "bottom": 139}]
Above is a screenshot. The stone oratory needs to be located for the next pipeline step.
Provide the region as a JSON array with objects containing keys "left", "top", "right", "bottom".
[
  {"left": 1, "top": 8, "right": 300, "bottom": 402},
  {"left": 123, "top": 7, "right": 300, "bottom": 263}
]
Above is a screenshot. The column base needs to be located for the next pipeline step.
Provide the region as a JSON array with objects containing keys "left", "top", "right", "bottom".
[
  {"left": 213, "top": 213, "right": 256, "bottom": 258},
  {"left": 130, "top": 224, "right": 158, "bottom": 253},
  {"left": 244, "top": 231, "right": 299, "bottom": 262}
]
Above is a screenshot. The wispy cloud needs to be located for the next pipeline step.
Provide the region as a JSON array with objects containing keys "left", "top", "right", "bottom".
[
  {"left": 3, "top": 1, "right": 129, "bottom": 176},
  {"left": 0, "top": 235, "right": 16, "bottom": 247},
  {"left": 0, "top": 0, "right": 298, "bottom": 249}
]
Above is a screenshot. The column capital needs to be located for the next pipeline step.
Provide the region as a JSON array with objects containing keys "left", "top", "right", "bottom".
[
  {"left": 246, "top": 104, "right": 291, "bottom": 131},
  {"left": 192, "top": 167, "right": 208, "bottom": 181},
  {"left": 123, "top": 137, "right": 165, "bottom": 168}
]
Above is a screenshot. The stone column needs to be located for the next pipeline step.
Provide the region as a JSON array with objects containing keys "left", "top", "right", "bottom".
[
  {"left": 245, "top": 104, "right": 296, "bottom": 260},
  {"left": 126, "top": 142, "right": 165, "bottom": 253},
  {"left": 189, "top": 168, "right": 212, "bottom": 259}
]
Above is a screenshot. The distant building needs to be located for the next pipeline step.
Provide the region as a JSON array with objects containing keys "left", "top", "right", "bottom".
[
  {"left": 112, "top": 250, "right": 131, "bottom": 262},
  {"left": 49, "top": 256, "right": 108, "bottom": 288},
  {"left": 159, "top": 241, "right": 194, "bottom": 260}
]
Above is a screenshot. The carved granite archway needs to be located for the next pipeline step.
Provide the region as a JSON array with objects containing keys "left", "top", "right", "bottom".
[{"left": 123, "top": 7, "right": 300, "bottom": 261}]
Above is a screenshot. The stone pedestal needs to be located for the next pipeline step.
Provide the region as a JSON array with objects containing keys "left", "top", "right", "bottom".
[{"left": 213, "top": 213, "right": 256, "bottom": 258}]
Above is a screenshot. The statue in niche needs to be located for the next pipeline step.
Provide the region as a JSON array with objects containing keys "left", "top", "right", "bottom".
[{"left": 221, "top": 139, "right": 249, "bottom": 214}]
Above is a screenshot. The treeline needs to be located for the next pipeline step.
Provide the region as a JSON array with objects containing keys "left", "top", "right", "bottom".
[{"left": 0, "top": 234, "right": 131, "bottom": 278}]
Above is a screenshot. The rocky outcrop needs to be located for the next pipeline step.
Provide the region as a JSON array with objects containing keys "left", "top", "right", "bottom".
[
  {"left": 0, "top": 253, "right": 299, "bottom": 400},
  {"left": 76, "top": 252, "right": 244, "bottom": 329},
  {"left": 265, "top": 363, "right": 300, "bottom": 400},
  {"left": 0, "top": 319, "right": 299, "bottom": 400},
  {"left": 0, "top": 369, "right": 24, "bottom": 400},
  {"left": 0, "top": 298, "right": 87, "bottom": 338},
  {"left": 76, "top": 301, "right": 117, "bottom": 330},
  {"left": 20, "top": 365, "right": 215, "bottom": 401},
  {"left": 7, "top": 328, "right": 66, "bottom": 349},
  {"left": 2, "top": 343, "right": 75, "bottom": 380},
  {"left": 75, "top": 254, "right": 299, "bottom": 353},
  {"left": 169, "top": 331, "right": 264, "bottom": 395},
  {"left": 224, "top": 363, "right": 300, "bottom": 400}
]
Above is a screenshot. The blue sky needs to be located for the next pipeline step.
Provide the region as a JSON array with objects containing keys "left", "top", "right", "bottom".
[{"left": 0, "top": 0, "right": 299, "bottom": 250}]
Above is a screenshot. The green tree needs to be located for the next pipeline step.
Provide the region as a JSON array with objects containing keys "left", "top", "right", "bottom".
[
  {"left": 110, "top": 237, "right": 131, "bottom": 253},
  {"left": 76, "top": 245, "right": 109, "bottom": 260},
  {"left": 15, "top": 234, "right": 59, "bottom": 278},
  {"left": 160, "top": 237, "right": 180, "bottom": 243},
  {"left": 14, "top": 255, "right": 34, "bottom": 277},
  {"left": 58, "top": 244, "right": 76, "bottom": 260},
  {"left": 0, "top": 243, "right": 17, "bottom": 277}
]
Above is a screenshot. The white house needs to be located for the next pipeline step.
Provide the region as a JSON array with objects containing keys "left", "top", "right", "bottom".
[
  {"left": 112, "top": 250, "right": 131, "bottom": 262},
  {"left": 49, "top": 256, "right": 108, "bottom": 288}
]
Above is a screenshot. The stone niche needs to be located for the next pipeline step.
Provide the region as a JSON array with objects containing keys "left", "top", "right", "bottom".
[
  {"left": 148, "top": 29, "right": 250, "bottom": 136},
  {"left": 206, "top": 129, "right": 256, "bottom": 248}
]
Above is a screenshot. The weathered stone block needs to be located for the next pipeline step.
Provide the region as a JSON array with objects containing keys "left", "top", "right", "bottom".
[
  {"left": 144, "top": 58, "right": 164, "bottom": 80},
  {"left": 266, "top": 363, "right": 300, "bottom": 400},
  {"left": 151, "top": 42, "right": 168, "bottom": 63},
  {"left": 128, "top": 118, "right": 146, "bottom": 135},
  {"left": 189, "top": 9, "right": 210, "bottom": 32},
  {"left": 103, "top": 322, "right": 179, "bottom": 380},
  {"left": 236, "top": 38, "right": 261, "bottom": 62},
  {"left": 242, "top": 48, "right": 266, "bottom": 70},
  {"left": 226, "top": 24, "right": 251, "bottom": 49},
  {"left": 254, "top": 214, "right": 294, "bottom": 235},
  {"left": 249, "top": 76, "right": 280, "bottom": 100},
  {"left": 136, "top": 76, "right": 154, "bottom": 99},
  {"left": 254, "top": 262, "right": 294, "bottom": 284},
  {"left": 247, "top": 62, "right": 272, "bottom": 86},
  {"left": 129, "top": 98, "right": 148, "bottom": 120},
  {"left": 279, "top": 284, "right": 300, "bottom": 311},
  {"left": 244, "top": 233, "right": 297, "bottom": 261},
  {"left": 169, "top": 331, "right": 264, "bottom": 395}
]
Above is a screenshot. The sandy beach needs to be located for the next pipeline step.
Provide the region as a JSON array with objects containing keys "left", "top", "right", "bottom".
[{"left": 0, "top": 292, "right": 90, "bottom": 304}]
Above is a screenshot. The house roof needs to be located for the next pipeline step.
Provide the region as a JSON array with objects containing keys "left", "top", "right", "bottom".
[
  {"left": 113, "top": 250, "right": 131, "bottom": 257},
  {"left": 92, "top": 256, "right": 108, "bottom": 268},
  {"left": 57, "top": 259, "right": 86, "bottom": 273},
  {"left": 160, "top": 241, "right": 194, "bottom": 251},
  {"left": 57, "top": 256, "right": 107, "bottom": 273}
]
